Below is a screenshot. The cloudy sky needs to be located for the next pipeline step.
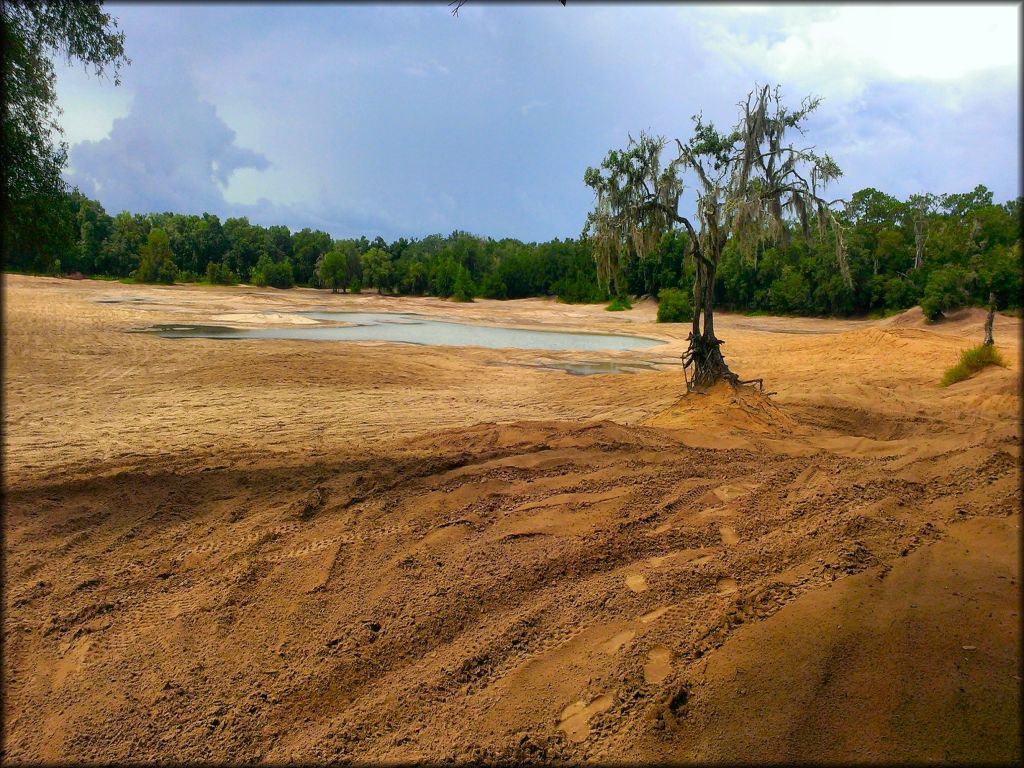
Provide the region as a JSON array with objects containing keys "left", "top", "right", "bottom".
[{"left": 56, "top": 2, "right": 1020, "bottom": 242}]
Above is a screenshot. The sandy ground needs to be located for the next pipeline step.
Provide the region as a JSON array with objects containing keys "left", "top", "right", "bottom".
[{"left": 2, "top": 274, "right": 1020, "bottom": 763}]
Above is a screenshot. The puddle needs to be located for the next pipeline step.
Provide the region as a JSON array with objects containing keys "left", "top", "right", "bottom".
[
  {"left": 538, "top": 360, "right": 659, "bottom": 375},
  {"left": 131, "top": 312, "right": 664, "bottom": 352}
]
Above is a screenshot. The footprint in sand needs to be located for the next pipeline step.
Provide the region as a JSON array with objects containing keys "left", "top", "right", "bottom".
[
  {"left": 650, "top": 549, "right": 714, "bottom": 568},
  {"left": 600, "top": 630, "right": 635, "bottom": 655},
  {"left": 52, "top": 636, "right": 92, "bottom": 690},
  {"left": 713, "top": 482, "right": 757, "bottom": 502},
  {"left": 639, "top": 606, "right": 669, "bottom": 624},
  {"left": 558, "top": 694, "right": 613, "bottom": 743},
  {"left": 625, "top": 573, "right": 648, "bottom": 593},
  {"left": 719, "top": 526, "right": 739, "bottom": 546},
  {"left": 643, "top": 645, "right": 672, "bottom": 684},
  {"left": 717, "top": 577, "right": 738, "bottom": 595}
]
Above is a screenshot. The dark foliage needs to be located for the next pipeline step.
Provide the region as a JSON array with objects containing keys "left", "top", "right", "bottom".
[{"left": 5, "top": 186, "right": 1019, "bottom": 317}]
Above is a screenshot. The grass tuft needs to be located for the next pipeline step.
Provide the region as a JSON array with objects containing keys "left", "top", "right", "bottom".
[
  {"left": 606, "top": 296, "right": 632, "bottom": 312},
  {"left": 940, "top": 343, "right": 1007, "bottom": 386}
]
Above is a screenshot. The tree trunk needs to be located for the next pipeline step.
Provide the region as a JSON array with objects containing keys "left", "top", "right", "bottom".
[
  {"left": 770, "top": 197, "right": 789, "bottom": 248},
  {"left": 682, "top": 238, "right": 745, "bottom": 391},
  {"left": 983, "top": 292, "right": 995, "bottom": 346},
  {"left": 913, "top": 219, "right": 924, "bottom": 270}
]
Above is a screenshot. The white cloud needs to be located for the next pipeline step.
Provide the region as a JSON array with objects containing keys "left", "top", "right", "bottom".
[
  {"left": 65, "top": 63, "right": 269, "bottom": 216},
  {"left": 54, "top": 64, "right": 133, "bottom": 145},
  {"left": 690, "top": 4, "right": 1020, "bottom": 103}
]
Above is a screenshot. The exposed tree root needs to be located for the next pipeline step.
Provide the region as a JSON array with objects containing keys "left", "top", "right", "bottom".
[{"left": 682, "top": 332, "right": 765, "bottom": 394}]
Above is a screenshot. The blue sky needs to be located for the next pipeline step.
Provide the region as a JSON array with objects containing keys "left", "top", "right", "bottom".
[{"left": 56, "top": 2, "right": 1020, "bottom": 242}]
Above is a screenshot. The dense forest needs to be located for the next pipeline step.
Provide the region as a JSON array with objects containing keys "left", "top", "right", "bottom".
[{"left": 4, "top": 184, "right": 1020, "bottom": 320}]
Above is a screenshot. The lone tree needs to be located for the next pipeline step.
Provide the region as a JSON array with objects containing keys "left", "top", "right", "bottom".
[{"left": 584, "top": 84, "right": 848, "bottom": 391}]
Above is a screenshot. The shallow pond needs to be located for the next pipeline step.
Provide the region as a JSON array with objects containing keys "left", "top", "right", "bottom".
[
  {"left": 536, "top": 361, "right": 660, "bottom": 375},
  {"left": 135, "top": 312, "right": 664, "bottom": 352}
]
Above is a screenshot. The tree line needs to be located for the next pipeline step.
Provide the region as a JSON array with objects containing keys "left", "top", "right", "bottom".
[{"left": 3, "top": 184, "right": 1019, "bottom": 320}]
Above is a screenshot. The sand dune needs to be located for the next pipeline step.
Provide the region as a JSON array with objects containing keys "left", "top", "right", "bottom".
[{"left": 3, "top": 275, "right": 1019, "bottom": 763}]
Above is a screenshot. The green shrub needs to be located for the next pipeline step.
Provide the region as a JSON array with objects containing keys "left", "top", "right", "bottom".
[
  {"left": 769, "top": 266, "right": 811, "bottom": 315},
  {"left": 205, "top": 261, "right": 237, "bottom": 285},
  {"left": 606, "top": 295, "right": 631, "bottom": 311},
  {"left": 349, "top": 277, "right": 362, "bottom": 294},
  {"left": 554, "top": 274, "right": 606, "bottom": 304},
  {"left": 921, "top": 265, "right": 969, "bottom": 322},
  {"left": 812, "top": 273, "right": 856, "bottom": 316},
  {"left": 479, "top": 272, "right": 508, "bottom": 300},
  {"left": 251, "top": 255, "right": 294, "bottom": 288},
  {"left": 452, "top": 265, "right": 475, "bottom": 302},
  {"left": 940, "top": 343, "right": 1007, "bottom": 386},
  {"left": 977, "top": 242, "right": 1022, "bottom": 310},
  {"left": 883, "top": 276, "right": 918, "bottom": 311},
  {"left": 133, "top": 228, "right": 177, "bottom": 284},
  {"left": 430, "top": 257, "right": 457, "bottom": 297},
  {"left": 250, "top": 254, "right": 271, "bottom": 287},
  {"left": 656, "top": 287, "right": 693, "bottom": 323},
  {"left": 264, "top": 259, "right": 294, "bottom": 289},
  {"left": 316, "top": 249, "right": 347, "bottom": 292},
  {"left": 920, "top": 294, "right": 942, "bottom": 323}
]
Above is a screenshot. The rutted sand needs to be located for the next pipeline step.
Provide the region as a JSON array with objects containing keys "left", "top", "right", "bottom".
[{"left": 2, "top": 274, "right": 1020, "bottom": 763}]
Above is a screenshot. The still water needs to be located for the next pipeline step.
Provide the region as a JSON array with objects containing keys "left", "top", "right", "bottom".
[{"left": 136, "top": 312, "right": 664, "bottom": 352}]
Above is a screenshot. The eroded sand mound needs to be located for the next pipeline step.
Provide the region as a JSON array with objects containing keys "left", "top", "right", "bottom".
[
  {"left": 644, "top": 381, "right": 801, "bottom": 440},
  {"left": 881, "top": 304, "right": 1020, "bottom": 335}
]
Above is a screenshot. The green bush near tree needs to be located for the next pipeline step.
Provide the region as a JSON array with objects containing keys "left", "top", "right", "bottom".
[
  {"left": 941, "top": 344, "right": 1007, "bottom": 386},
  {"left": 656, "top": 287, "right": 693, "bottom": 323},
  {"left": 606, "top": 295, "right": 631, "bottom": 311},
  {"left": 921, "top": 265, "right": 969, "bottom": 322}
]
